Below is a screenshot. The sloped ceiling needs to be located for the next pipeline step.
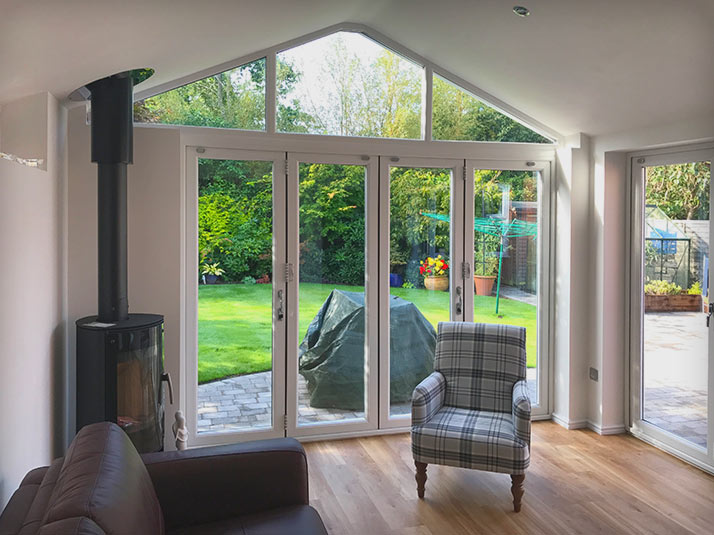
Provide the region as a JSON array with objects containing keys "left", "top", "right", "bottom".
[{"left": 1, "top": 0, "right": 712, "bottom": 137}]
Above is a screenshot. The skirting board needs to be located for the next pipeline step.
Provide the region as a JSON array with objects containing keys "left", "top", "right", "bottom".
[
  {"left": 551, "top": 413, "right": 625, "bottom": 435},
  {"left": 551, "top": 413, "right": 588, "bottom": 430}
]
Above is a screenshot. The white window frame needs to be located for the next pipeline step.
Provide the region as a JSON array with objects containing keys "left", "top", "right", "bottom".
[
  {"left": 174, "top": 111, "right": 556, "bottom": 445},
  {"left": 286, "top": 152, "right": 380, "bottom": 438},
  {"left": 628, "top": 144, "right": 714, "bottom": 472},
  {"left": 184, "top": 147, "right": 287, "bottom": 447},
  {"left": 378, "top": 156, "right": 465, "bottom": 428}
]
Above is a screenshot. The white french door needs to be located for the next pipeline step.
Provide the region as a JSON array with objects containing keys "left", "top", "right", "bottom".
[
  {"left": 464, "top": 160, "right": 552, "bottom": 418},
  {"left": 185, "top": 148, "right": 553, "bottom": 445},
  {"left": 286, "top": 153, "right": 379, "bottom": 437},
  {"left": 186, "top": 148, "right": 287, "bottom": 447},
  {"left": 629, "top": 146, "right": 714, "bottom": 470},
  {"left": 379, "top": 157, "right": 465, "bottom": 428}
]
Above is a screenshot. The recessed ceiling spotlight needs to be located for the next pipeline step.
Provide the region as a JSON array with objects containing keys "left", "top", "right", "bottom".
[{"left": 513, "top": 6, "right": 530, "bottom": 17}]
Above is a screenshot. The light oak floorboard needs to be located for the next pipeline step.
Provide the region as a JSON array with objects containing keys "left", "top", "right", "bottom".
[{"left": 303, "top": 421, "right": 714, "bottom": 535}]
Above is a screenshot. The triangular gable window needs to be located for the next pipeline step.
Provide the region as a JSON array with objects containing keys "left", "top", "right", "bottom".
[
  {"left": 277, "top": 31, "right": 422, "bottom": 139},
  {"left": 134, "top": 58, "right": 267, "bottom": 131},
  {"left": 432, "top": 74, "right": 551, "bottom": 143},
  {"left": 132, "top": 27, "right": 554, "bottom": 142}
]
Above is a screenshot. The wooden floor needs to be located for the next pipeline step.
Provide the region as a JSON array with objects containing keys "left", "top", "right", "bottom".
[{"left": 303, "top": 421, "right": 714, "bottom": 535}]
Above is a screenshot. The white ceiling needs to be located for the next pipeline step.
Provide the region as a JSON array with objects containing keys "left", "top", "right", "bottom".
[{"left": 1, "top": 0, "right": 712, "bottom": 137}]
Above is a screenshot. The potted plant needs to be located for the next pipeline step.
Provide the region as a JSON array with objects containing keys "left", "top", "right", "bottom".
[
  {"left": 474, "top": 256, "right": 499, "bottom": 296},
  {"left": 420, "top": 255, "right": 449, "bottom": 291},
  {"left": 201, "top": 262, "right": 225, "bottom": 284}
]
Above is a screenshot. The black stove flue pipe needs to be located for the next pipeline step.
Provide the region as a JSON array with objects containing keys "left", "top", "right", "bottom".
[{"left": 87, "top": 72, "right": 134, "bottom": 323}]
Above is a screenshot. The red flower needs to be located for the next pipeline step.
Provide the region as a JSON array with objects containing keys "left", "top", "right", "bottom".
[{"left": 419, "top": 265, "right": 425, "bottom": 275}]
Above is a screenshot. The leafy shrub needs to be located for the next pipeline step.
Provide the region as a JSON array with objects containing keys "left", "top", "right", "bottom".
[
  {"left": 401, "top": 281, "right": 415, "bottom": 289},
  {"left": 644, "top": 280, "right": 683, "bottom": 295},
  {"left": 242, "top": 276, "right": 256, "bottom": 285},
  {"left": 474, "top": 256, "right": 499, "bottom": 276},
  {"left": 688, "top": 281, "right": 703, "bottom": 295}
]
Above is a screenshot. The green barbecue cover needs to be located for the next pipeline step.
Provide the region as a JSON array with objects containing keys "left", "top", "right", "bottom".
[{"left": 299, "top": 290, "right": 436, "bottom": 409}]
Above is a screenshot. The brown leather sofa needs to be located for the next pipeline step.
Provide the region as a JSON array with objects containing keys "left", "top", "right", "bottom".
[{"left": 0, "top": 422, "right": 328, "bottom": 534}]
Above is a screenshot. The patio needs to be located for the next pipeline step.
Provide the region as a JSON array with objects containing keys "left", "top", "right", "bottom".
[
  {"left": 198, "top": 311, "right": 708, "bottom": 439},
  {"left": 643, "top": 311, "right": 708, "bottom": 448},
  {"left": 197, "top": 368, "right": 537, "bottom": 433}
]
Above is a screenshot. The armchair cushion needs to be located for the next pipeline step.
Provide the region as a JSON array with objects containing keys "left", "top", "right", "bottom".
[
  {"left": 411, "top": 372, "right": 446, "bottom": 425},
  {"left": 512, "top": 380, "right": 531, "bottom": 444},
  {"left": 434, "top": 322, "right": 526, "bottom": 413},
  {"left": 411, "top": 407, "right": 530, "bottom": 475}
]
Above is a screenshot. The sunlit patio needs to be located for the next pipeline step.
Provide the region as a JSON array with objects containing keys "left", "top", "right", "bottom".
[{"left": 643, "top": 311, "right": 708, "bottom": 448}]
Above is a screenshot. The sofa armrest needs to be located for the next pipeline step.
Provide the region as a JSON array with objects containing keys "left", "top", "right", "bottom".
[
  {"left": 411, "top": 371, "right": 446, "bottom": 426},
  {"left": 512, "top": 379, "right": 531, "bottom": 445},
  {"left": 141, "top": 437, "right": 308, "bottom": 530}
]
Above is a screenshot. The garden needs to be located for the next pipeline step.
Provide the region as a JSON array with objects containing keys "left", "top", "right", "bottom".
[
  {"left": 198, "top": 282, "right": 537, "bottom": 384},
  {"left": 194, "top": 159, "right": 540, "bottom": 385}
]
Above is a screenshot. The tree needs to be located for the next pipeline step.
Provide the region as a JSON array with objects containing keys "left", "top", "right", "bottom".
[
  {"left": 645, "top": 162, "right": 711, "bottom": 220},
  {"left": 299, "top": 163, "right": 366, "bottom": 285},
  {"left": 281, "top": 34, "right": 421, "bottom": 139},
  {"left": 134, "top": 57, "right": 310, "bottom": 132},
  {"left": 432, "top": 76, "right": 550, "bottom": 143}
]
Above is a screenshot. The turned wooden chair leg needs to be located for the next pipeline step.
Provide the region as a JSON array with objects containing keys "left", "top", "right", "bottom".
[
  {"left": 415, "top": 461, "right": 428, "bottom": 498},
  {"left": 510, "top": 474, "right": 525, "bottom": 512}
]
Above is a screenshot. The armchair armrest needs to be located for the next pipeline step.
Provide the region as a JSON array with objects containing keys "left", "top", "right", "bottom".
[
  {"left": 411, "top": 371, "right": 446, "bottom": 426},
  {"left": 141, "top": 437, "right": 308, "bottom": 530},
  {"left": 512, "top": 379, "right": 531, "bottom": 445}
]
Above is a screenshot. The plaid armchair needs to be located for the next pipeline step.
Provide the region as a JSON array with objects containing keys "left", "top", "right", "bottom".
[{"left": 411, "top": 322, "right": 531, "bottom": 512}]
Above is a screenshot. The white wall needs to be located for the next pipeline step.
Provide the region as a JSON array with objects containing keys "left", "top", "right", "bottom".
[
  {"left": 0, "top": 93, "right": 49, "bottom": 168},
  {"left": 0, "top": 93, "right": 67, "bottom": 508},
  {"left": 552, "top": 134, "right": 591, "bottom": 428},
  {"left": 66, "top": 109, "right": 183, "bottom": 448}
]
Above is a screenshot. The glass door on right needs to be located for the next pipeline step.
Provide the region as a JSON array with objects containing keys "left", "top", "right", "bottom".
[
  {"left": 464, "top": 162, "right": 551, "bottom": 416},
  {"left": 631, "top": 149, "right": 714, "bottom": 465}
]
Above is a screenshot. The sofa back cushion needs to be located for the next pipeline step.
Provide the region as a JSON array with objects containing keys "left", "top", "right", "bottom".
[{"left": 42, "top": 422, "right": 163, "bottom": 535}]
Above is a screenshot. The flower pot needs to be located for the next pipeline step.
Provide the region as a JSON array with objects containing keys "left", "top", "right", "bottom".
[
  {"left": 205, "top": 274, "right": 218, "bottom": 285},
  {"left": 390, "top": 273, "right": 403, "bottom": 288},
  {"left": 424, "top": 275, "right": 449, "bottom": 291},
  {"left": 474, "top": 275, "right": 496, "bottom": 296}
]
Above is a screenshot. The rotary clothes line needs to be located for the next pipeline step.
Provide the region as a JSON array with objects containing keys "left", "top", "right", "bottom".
[{"left": 420, "top": 212, "right": 537, "bottom": 313}]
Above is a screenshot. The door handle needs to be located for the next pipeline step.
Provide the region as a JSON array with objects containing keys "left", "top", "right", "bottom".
[
  {"left": 161, "top": 372, "right": 174, "bottom": 405},
  {"left": 277, "top": 289, "right": 284, "bottom": 321},
  {"left": 707, "top": 302, "right": 713, "bottom": 327},
  {"left": 455, "top": 286, "right": 462, "bottom": 316}
]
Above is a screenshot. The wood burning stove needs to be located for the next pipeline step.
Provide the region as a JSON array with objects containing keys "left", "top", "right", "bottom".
[{"left": 75, "top": 70, "right": 171, "bottom": 453}]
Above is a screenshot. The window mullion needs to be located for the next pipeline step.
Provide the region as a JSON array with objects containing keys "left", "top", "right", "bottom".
[
  {"left": 422, "top": 65, "right": 433, "bottom": 141},
  {"left": 266, "top": 53, "right": 277, "bottom": 134}
]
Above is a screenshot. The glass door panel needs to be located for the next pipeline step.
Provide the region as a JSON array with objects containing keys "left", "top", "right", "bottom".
[
  {"left": 630, "top": 148, "right": 714, "bottom": 469},
  {"left": 380, "top": 158, "right": 464, "bottom": 426},
  {"left": 471, "top": 169, "right": 541, "bottom": 404},
  {"left": 287, "top": 154, "right": 378, "bottom": 436},
  {"left": 464, "top": 163, "right": 550, "bottom": 417},
  {"left": 641, "top": 160, "right": 711, "bottom": 449},
  {"left": 187, "top": 149, "right": 287, "bottom": 446}
]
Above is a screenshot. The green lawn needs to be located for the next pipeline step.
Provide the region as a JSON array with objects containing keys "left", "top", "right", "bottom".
[{"left": 198, "top": 283, "right": 537, "bottom": 383}]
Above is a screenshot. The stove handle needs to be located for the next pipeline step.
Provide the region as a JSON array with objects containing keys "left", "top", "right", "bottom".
[{"left": 162, "top": 372, "right": 174, "bottom": 405}]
